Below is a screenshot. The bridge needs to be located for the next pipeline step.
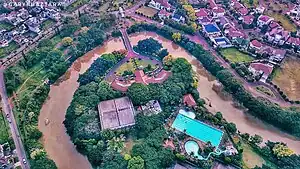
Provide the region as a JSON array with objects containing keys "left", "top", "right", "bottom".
[{"left": 120, "top": 29, "right": 137, "bottom": 58}]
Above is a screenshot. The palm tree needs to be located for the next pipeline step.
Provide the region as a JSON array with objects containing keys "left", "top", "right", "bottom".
[{"left": 107, "top": 134, "right": 126, "bottom": 152}]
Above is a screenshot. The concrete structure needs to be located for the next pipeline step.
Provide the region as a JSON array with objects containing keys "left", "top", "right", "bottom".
[
  {"left": 98, "top": 97, "right": 135, "bottom": 130},
  {"left": 148, "top": 0, "right": 171, "bottom": 11}
]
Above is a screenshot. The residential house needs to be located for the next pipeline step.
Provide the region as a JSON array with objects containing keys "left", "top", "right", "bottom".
[
  {"left": 198, "top": 16, "right": 212, "bottom": 25},
  {"left": 268, "top": 21, "right": 280, "bottom": 30},
  {"left": 5, "top": 11, "right": 23, "bottom": 26},
  {"left": 148, "top": 0, "right": 171, "bottom": 11},
  {"left": 269, "top": 49, "right": 286, "bottom": 63},
  {"left": 141, "top": 100, "right": 162, "bottom": 115},
  {"left": 255, "top": 6, "right": 265, "bottom": 14},
  {"left": 216, "top": 16, "right": 231, "bottom": 30},
  {"left": 285, "top": 37, "right": 300, "bottom": 47},
  {"left": 158, "top": 9, "right": 172, "bottom": 20},
  {"left": 289, "top": 5, "right": 300, "bottom": 18},
  {"left": 249, "top": 39, "right": 263, "bottom": 52},
  {"left": 172, "top": 13, "right": 185, "bottom": 23},
  {"left": 25, "top": 17, "right": 41, "bottom": 33},
  {"left": 224, "top": 26, "right": 244, "bottom": 40},
  {"left": 212, "top": 7, "right": 225, "bottom": 18},
  {"left": 265, "top": 27, "right": 290, "bottom": 45},
  {"left": 232, "top": 37, "right": 249, "bottom": 50},
  {"left": 241, "top": 15, "right": 254, "bottom": 27},
  {"left": 238, "top": 7, "right": 249, "bottom": 16},
  {"left": 195, "top": 8, "right": 209, "bottom": 19},
  {"left": 248, "top": 62, "right": 273, "bottom": 83},
  {"left": 257, "top": 15, "right": 274, "bottom": 27}
]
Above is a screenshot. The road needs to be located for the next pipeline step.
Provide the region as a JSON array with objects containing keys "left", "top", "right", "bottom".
[{"left": 0, "top": 68, "right": 29, "bottom": 169}]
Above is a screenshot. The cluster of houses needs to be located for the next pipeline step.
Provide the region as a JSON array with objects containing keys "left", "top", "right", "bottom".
[
  {"left": 0, "top": 5, "right": 60, "bottom": 48},
  {"left": 0, "top": 143, "right": 19, "bottom": 169},
  {"left": 287, "top": 4, "right": 300, "bottom": 27}
]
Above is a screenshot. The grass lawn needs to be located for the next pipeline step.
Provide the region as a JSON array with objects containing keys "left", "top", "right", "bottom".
[
  {"left": 41, "top": 20, "right": 56, "bottom": 30},
  {"left": 256, "top": 85, "right": 275, "bottom": 98},
  {"left": 242, "top": 143, "right": 266, "bottom": 168},
  {"left": 0, "top": 21, "right": 14, "bottom": 31},
  {"left": 0, "top": 113, "right": 10, "bottom": 144},
  {"left": 0, "top": 41, "right": 20, "bottom": 58},
  {"left": 264, "top": 10, "right": 297, "bottom": 32},
  {"left": 116, "top": 58, "right": 157, "bottom": 76},
  {"left": 272, "top": 57, "right": 300, "bottom": 101},
  {"left": 220, "top": 48, "right": 254, "bottom": 63}
]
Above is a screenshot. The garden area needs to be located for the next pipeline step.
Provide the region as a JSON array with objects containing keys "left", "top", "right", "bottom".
[
  {"left": 272, "top": 57, "right": 300, "bottom": 101},
  {"left": 0, "top": 21, "right": 14, "bottom": 31},
  {"left": 116, "top": 58, "right": 158, "bottom": 76},
  {"left": 135, "top": 6, "right": 158, "bottom": 18},
  {"left": 0, "top": 41, "right": 19, "bottom": 58},
  {"left": 241, "top": 143, "right": 266, "bottom": 168},
  {"left": 220, "top": 48, "right": 254, "bottom": 64}
]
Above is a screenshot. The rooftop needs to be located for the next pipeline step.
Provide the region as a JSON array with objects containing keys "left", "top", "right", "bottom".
[
  {"left": 183, "top": 94, "right": 197, "bottom": 107},
  {"left": 98, "top": 97, "right": 135, "bottom": 130}
]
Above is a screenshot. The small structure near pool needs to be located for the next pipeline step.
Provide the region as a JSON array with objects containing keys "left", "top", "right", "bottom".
[{"left": 183, "top": 94, "right": 197, "bottom": 107}]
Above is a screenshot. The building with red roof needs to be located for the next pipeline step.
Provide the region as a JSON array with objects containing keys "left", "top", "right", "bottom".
[
  {"left": 250, "top": 40, "right": 263, "bottom": 50},
  {"left": 266, "top": 27, "right": 290, "bottom": 45},
  {"left": 212, "top": 7, "right": 225, "bottom": 18},
  {"left": 183, "top": 94, "right": 197, "bottom": 107},
  {"left": 242, "top": 15, "right": 254, "bottom": 25},
  {"left": 158, "top": 9, "right": 172, "bottom": 20},
  {"left": 196, "top": 8, "right": 209, "bottom": 19},
  {"left": 248, "top": 63, "right": 274, "bottom": 83},
  {"left": 257, "top": 15, "right": 274, "bottom": 27},
  {"left": 238, "top": 7, "right": 249, "bottom": 16},
  {"left": 111, "top": 69, "right": 171, "bottom": 92}
]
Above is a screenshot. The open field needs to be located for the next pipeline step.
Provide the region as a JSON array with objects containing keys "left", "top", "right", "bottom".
[
  {"left": 116, "top": 58, "right": 157, "bottom": 75},
  {"left": 273, "top": 57, "right": 300, "bottom": 101},
  {"left": 256, "top": 85, "right": 275, "bottom": 98},
  {"left": 136, "top": 6, "right": 158, "bottom": 18},
  {"left": 0, "top": 41, "right": 20, "bottom": 58},
  {"left": 220, "top": 48, "right": 254, "bottom": 63},
  {"left": 242, "top": 143, "right": 265, "bottom": 168}
]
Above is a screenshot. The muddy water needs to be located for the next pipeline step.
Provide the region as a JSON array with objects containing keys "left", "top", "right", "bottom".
[
  {"left": 129, "top": 32, "right": 300, "bottom": 154},
  {"left": 38, "top": 38, "right": 125, "bottom": 169}
]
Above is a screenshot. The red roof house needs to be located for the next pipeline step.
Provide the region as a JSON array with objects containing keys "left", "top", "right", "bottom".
[
  {"left": 248, "top": 63, "right": 274, "bottom": 82},
  {"left": 242, "top": 15, "right": 254, "bottom": 25},
  {"left": 250, "top": 40, "right": 263, "bottom": 50},
  {"left": 183, "top": 94, "right": 197, "bottom": 107},
  {"left": 196, "top": 8, "right": 208, "bottom": 19},
  {"left": 238, "top": 7, "right": 249, "bottom": 16}
]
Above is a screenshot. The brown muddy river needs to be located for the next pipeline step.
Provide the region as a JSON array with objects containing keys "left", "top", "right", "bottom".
[
  {"left": 129, "top": 32, "right": 300, "bottom": 154},
  {"left": 38, "top": 38, "right": 125, "bottom": 169},
  {"left": 38, "top": 32, "right": 300, "bottom": 169}
]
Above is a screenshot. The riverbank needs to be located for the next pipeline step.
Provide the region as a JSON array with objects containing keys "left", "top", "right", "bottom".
[{"left": 38, "top": 38, "right": 125, "bottom": 169}]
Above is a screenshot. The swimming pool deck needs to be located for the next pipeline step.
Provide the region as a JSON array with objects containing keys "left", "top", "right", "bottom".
[{"left": 171, "top": 113, "right": 223, "bottom": 148}]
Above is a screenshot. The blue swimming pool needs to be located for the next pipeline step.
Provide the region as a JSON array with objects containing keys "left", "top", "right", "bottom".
[{"left": 172, "top": 114, "right": 223, "bottom": 147}]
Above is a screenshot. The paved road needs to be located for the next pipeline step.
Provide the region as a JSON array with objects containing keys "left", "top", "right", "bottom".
[{"left": 0, "top": 68, "right": 29, "bottom": 169}]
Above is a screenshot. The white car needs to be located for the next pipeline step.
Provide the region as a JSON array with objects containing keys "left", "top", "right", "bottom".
[{"left": 22, "top": 158, "right": 27, "bottom": 164}]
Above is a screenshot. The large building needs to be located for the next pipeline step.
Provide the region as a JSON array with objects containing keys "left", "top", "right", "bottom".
[{"left": 98, "top": 97, "right": 135, "bottom": 130}]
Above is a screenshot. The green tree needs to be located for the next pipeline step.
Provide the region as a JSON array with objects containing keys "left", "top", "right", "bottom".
[
  {"left": 127, "top": 156, "right": 145, "bottom": 169},
  {"left": 107, "top": 134, "right": 126, "bottom": 152},
  {"left": 127, "top": 83, "right": 150, "bottom": 105},
  {"left": 225, "top": 122, "right": 237, "bottom": 134}
]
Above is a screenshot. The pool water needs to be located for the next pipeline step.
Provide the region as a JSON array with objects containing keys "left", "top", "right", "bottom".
[
  {"left": 172, "top": 114, "right": 223, "bottom": 147},
  {"left": 179, "top": 109, "right": 196, "bottom": 119}
]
